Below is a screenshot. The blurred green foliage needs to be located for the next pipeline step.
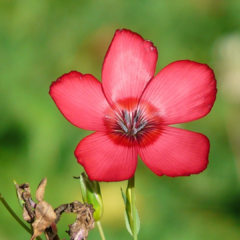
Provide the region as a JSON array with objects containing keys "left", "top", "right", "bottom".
[{"left": 1, "top": 0, "right": 240, "bottom": 239}]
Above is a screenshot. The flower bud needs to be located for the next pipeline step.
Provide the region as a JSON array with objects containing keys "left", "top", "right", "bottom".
[{"left": 79, "top": 172, "right": 103, "bottom": 221}]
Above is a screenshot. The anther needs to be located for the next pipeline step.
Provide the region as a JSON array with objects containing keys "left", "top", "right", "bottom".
[
  {"left": 118, "top": 120, "right": 128, "bottom": 133},
  {"left": 133, "top": 110, "right": 141, "bottom": 124},
  {"left": 136, "top": 120, "right": 147, "bottom": 132},
  {"left": 124, "top": 109, "right": 131, "bottom": 128}
]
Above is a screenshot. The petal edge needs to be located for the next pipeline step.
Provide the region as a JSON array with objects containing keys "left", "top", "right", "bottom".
[
  {"left": 102, "top": 29, "right": 158, "bottom": 106},
  {"left": 138, "top": 126, "right": 209, "bottom": 177},
  {"left": 50, "top": 71, "right": 110, "bottom": 131},
  {"left": 140, "top": 60, "right": 217, "bottom": 125},
  {"left": 75, "top": 132, "right": 138, "bottom": 182}
]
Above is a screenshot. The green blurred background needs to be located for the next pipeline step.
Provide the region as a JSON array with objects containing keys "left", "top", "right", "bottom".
[{"left": 1, "top": 0, "right": 240, "bottom": 239}]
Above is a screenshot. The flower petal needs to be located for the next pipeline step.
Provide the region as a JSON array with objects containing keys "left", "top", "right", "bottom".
[
  {"left": 102, "top": 29, "right": 158, "bottom": 105},
  {"left": 138, "top": 126, "right": 209, "bottom": 177},
  {"left": 140, "top": 60, "right": 217, "bottom": 125},
  {"left": 49, "top": 71, "right": 110, "bottom": 131},
  {"left": 75, "top": 132, "right": 138, "bottom": 182}
]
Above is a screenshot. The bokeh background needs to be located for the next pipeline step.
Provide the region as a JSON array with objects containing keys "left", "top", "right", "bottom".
[{"left": 1, "top": 0, "right": 240, "bottom": 239}]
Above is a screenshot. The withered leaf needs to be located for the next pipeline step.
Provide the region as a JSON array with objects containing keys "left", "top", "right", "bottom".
[
  {"left": 19, "top": 183, "right": 31, "bottom": 193},
  {"left": 54, "top": 201, "right": 83, "bottom": 224},
  {"left": 22, "top": 190, "right": 36, "bottom": 222},
  {"left": 31, "top": 201, "right": 56, "bottom": 240},
  {"left": 23, "top": 206, "right": 32, "bottom": 222},
  {"left": 45, "top": 222, "right": 59, "bottom": 240},
  {"left": 14, "top": 181, "right": 31, "bottom": 207},
  {"left": 36, "top": 177, "right": 47, "bottom": 203},
  {"left": 14, "top": 181, "right": 24, "bottom": 204},
  {"left": 54, "top": 201, "right": 95, "bottom": 240},
  {"left": 68, "top": 203, "right": 95, "bottom": 240}
]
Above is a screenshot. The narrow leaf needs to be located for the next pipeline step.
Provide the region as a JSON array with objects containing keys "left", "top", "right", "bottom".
[
  {"left": 79, "top": 174, "right": 87, "bottom": 203},
  {"left": 135, "top": 208, "right": 140, "bottom": 235},
  {"left": 120, "top": 188, "right": 127, "bottom": 205},
  {"left": 124, "top": 210, "right": 133, "bottom": 236}
]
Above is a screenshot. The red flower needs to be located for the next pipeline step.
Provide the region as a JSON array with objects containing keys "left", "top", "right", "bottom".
[{"left": 50, "top": 29, "right": 217, "bottom": 182}]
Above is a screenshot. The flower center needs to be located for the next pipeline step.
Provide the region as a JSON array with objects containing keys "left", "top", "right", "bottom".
[
  {"left": 104, "top": 99, "right": 162, "bottom": 146},
  {"left": 116, "top": 109, "right": 147, "bottom": 136}
]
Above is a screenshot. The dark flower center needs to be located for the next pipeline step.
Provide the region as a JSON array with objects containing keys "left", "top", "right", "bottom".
[
  {"left": 104, "top": 99, "right": 162, "bottom": 146},
  {"left": 116, "top": 109, "right": 147, "bottom": 136}
]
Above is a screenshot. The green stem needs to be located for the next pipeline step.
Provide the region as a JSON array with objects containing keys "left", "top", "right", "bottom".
[
  {"left": 96, "top": 220, "right": 106, "bottom": 240},
  {"left": 0, "top": 193, "right": 43, "bottom": 240},
  {"left": 127, "top": 175, "right": 137, "bottom": 240}
]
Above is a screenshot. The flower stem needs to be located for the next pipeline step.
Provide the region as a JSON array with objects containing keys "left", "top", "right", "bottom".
[
  {"left": 0, "top": 193, "right": 43, "bottom": 240},
  {"left": 96, "top": 220, "right": 106, "bottom": 240},
  {"left": 127, "top": 175, "right": 138, "bottom": 240}
]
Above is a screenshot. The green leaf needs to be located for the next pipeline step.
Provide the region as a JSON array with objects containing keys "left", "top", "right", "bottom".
[
  {"left": 134, "top": 207, "right": 140, "bottom": 235},
  {"left": 125, "top": 203, "right": 140, "bottom": 236},
  {"left": 124, "top": 209, "right": 133, "bottom": 236},
  {"left": 120, "top": 188, "right": 127, "bottom": 205},
  {"left": 121, "top": 175, "right": 140, "bottom": 238},
  {"left": 79, "top": 174, "right": 88, "bottom": 203}
]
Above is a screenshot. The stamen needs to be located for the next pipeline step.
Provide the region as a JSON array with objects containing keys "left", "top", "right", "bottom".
[
  {"left": 124, "top": 109, "right": 131, "bottom": 128},
  {"left": 116, "top": 108, "right": 150, "bottom": 136},
  {"left": 133, "top": 109, "right": 141, "bottom": 124},
  {"left": 136, "top": 120, "right": 147, "bottom": 132},
  {"left": 118, "top": 120, "right": 128, "bottom": 133},
  {"left": 132, "top": 127, "right": 138, "bottom": 135}
]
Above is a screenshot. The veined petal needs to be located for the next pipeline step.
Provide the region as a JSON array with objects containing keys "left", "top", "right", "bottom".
[
  {"left": 140, "top": 60, "right": 217, "bottom": 125},
  {"left": 75, "top": 132, "right": 138, "bottom": 182},
  {"left": 102, "top": 29, "right": 158, "bottom": 106},
  {"left": 50, "top": 71, "right": 110, "bottom": 131},
  {"left": 138, "top": 126, "right": 209, "bottom": 177}
]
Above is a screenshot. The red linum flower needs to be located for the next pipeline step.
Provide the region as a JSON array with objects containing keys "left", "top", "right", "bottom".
[{"left": 50, "top": 29, "right": 217, "bottom": 182}]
